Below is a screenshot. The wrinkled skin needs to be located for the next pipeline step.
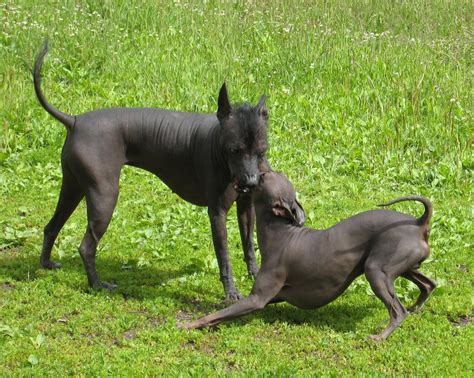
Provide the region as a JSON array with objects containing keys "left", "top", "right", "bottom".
[
  {"left": 185, "top": 171, "right": 435, "bottom": 340},
  {"left": 33, "top": 40, "right": 271, "bottom": 300}
]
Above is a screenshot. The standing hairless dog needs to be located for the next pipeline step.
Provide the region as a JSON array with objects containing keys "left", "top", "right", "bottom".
[
  {"left": 185, "top": 171, "right": 436, "bottom": 340},
  {"left": 33, "top": 40, "right": 272, "bottom": 300}
]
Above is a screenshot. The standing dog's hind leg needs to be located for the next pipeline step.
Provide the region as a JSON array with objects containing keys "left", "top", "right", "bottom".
[
  {"left": 79, "top": 183, "right": 119, "bottom": 290},
  {"left": 41, "top": 169, "right": 84, "bottom": 269}
]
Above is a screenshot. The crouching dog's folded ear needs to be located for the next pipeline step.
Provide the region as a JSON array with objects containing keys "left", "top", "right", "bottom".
[
  {"left": 272, "top": 199, "right": 305, "bottom": 227},
  {"left": 294, "top": 199, "right": 305, "bottom": 226}
]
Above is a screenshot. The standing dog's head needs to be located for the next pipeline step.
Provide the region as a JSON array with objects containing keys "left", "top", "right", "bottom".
[
  {"left": 216, "top": 83, "right": 269, "bottom": 193},
  {"left": 253, "top": 171, "right": 305, "bottom": 227}
]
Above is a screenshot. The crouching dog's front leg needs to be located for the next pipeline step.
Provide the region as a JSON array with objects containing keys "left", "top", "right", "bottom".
[
  {"left": 184, "top": 295, "right": 265, "bottom": 329},
  {"left": 183, "top": 269, "right": 286, "bottom": 329}
]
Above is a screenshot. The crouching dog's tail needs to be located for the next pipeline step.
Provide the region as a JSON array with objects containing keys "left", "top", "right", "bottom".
[
  {"left": 33, "top": 38, "right": 75, "bottom": 130},
  {"left": 378, "top": 196, "right": 433, "bottom": 227}
]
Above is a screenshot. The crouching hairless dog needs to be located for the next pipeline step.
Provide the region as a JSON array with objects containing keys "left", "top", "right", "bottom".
[
  {"left": 33, "top": 40, "right": 271, "bottom": 300},
  {"left": 185, "top": 171, "right": 436, "bottom": 340}
]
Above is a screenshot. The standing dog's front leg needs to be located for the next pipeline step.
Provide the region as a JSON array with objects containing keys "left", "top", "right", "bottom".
[
  {"left": 208, "top": 206, "right": 241, "bottom": 301},
  {"left": 237, "top": 194, "right": 258, "bottom": 278}
]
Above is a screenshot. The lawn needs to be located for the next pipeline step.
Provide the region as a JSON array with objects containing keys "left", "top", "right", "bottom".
[{"left": 1, "top": 0, "right": 472, "bottom": 375}]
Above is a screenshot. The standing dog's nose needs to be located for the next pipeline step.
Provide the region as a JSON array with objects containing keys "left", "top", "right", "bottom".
[{"left": 243, "top": 174, "right": 259, "bottom": 190}]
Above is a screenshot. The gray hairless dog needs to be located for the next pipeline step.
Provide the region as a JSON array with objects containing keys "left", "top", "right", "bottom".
[
  {"left": 185, "top": 171, "right": 436, "bottom": 340},
  {"left": 33, "top": 40, "right": 272, "bottom": 300}
]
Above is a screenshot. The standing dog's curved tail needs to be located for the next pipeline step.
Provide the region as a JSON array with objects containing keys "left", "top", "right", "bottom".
[
  {"left": 378, "top": 196, "right": 433, "bottom": 226},
  {"left": 33, "top": 39, "right": 75, "bottom": 130}
]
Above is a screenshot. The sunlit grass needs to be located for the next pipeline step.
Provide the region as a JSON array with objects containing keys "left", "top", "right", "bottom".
[{"left": 0, "top": 0, "right": 472, "bottom": 375}]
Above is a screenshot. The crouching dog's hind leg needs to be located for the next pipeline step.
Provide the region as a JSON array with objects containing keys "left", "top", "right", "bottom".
[
  {"left": 364, "top": 235, "right": 431, "bottom": 340},
  {"left": 365, "top": 269, "right": 408, "bottom": 341},
  {"left": 364, "top": 251, "right": 409, "bottom": 341},
  {"left": 402, "top": 269, "right": 436, "bottom": 312}
]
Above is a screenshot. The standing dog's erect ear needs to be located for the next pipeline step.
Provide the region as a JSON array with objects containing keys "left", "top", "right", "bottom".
[
  {"left": 272, "top": 199, "right": 305, "bottom": 226},
  {"left": 217, "top": 82, "right": 232, "bottom": 121},
  {"left": 256, "top": 94, "right": 268, "bottom": 120}
]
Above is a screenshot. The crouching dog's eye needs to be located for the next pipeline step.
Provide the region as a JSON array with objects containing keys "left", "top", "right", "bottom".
[{"left": 229, "top": 148, "right": 241, "bottom": 155}]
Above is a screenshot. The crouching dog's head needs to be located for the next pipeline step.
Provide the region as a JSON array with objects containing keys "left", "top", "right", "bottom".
[{"left": 253, "top": 171, "right": 305, "bottom": 227}]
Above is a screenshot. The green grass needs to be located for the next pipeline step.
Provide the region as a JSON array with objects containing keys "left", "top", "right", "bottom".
[{"left": 1, "top": 0, "right": 473, "bottom": 375}]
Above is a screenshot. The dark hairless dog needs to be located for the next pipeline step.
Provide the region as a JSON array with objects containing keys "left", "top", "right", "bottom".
[
  {"left": 33, "top": 40, "right": 272, "bottom": 300},
  {"left": 185, "top": 171, "right": 436, "bottom": 340}
]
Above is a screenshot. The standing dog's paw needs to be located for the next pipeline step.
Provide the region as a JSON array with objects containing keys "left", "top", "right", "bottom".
[
  {"left": 41, "top": 260, "right": 61, "bottom": 270},
  {"left": 407, "top": 304, "right": 422, "bottom": 313},
  {"left": 92, "top": 281, "right": 118, "bottom": 291},
  {"left": 224, "top": 291, "right": 243, "bottom": 304},
  {"left": 248, "top": 265, "right": 259, "bottom": 280}
]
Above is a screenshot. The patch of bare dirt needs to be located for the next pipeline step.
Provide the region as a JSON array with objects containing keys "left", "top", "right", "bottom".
[
  {"left": 448, "top": 314, "right": 472, "bottom": 327},
  {"left": 1, "top": 282, "right": 16, "bottom": 290},
  {"left": 123, "top": 329, "right": 137, "bottom": 340},
  {"left": 175, "top": 310, "right": 193, "bottom": 322}
]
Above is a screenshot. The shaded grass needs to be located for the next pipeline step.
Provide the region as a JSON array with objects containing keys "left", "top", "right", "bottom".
[{"left": 1, "top": 0, "right": 473, "bottom": 375}]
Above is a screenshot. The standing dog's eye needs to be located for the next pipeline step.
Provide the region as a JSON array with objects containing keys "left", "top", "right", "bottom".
[{"left": 229, "top": 148, "right": 240, "bottom": 154}]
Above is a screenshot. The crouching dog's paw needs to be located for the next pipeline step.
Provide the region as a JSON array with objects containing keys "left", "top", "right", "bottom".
[
  {"left": 178, "top": 320, "right": 199, "bottom": 330},
  {"left": 368, "top": 334, "right": 384, "bottom": 342}
]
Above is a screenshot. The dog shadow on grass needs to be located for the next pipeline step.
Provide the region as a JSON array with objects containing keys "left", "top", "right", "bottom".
[
  {"left": 180, "top": 299, "right": 377, "bottom": 334},
  {"left": 254, "top": 300, "right": 377, "bottom": 333},
  {"left": 1, "top": 249, "right": 375, "bottom": 334},
  {"left": 0, "top": 248, "right": 199, "bottom": 301}
]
